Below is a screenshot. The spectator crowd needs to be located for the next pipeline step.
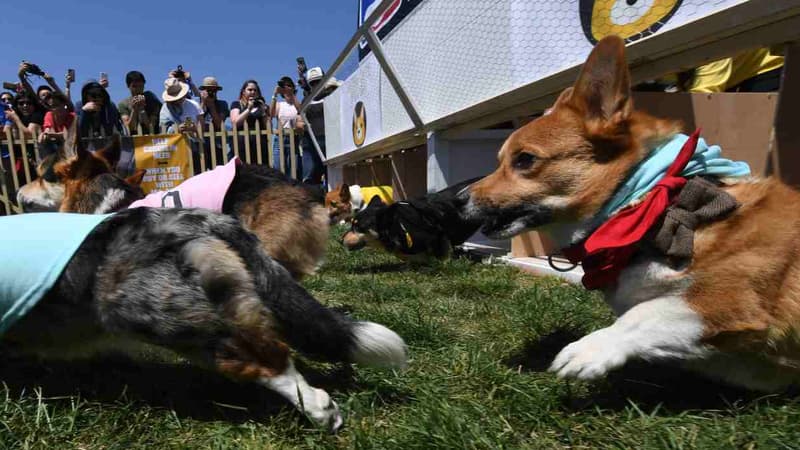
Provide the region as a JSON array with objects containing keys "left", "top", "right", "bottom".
[{"left": 1, "top": 61, "right": 342, "bottom": 186}]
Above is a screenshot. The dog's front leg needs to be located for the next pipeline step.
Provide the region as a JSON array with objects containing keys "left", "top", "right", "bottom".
[{"left": 550, "top": 296, "right": 709, "bottom": 380}]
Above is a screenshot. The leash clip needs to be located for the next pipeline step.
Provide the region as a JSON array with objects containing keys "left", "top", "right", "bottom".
[{"left": 548, "top": 255, "right": 578, "bottom": 272}]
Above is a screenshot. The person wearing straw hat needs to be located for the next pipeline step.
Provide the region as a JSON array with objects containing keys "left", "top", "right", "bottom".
[
  {"left": 198, "top": 76, "right": 229, "bottom": 132},
  {"left": 158, "top": 77, "right": 203, "bottom": 135}
]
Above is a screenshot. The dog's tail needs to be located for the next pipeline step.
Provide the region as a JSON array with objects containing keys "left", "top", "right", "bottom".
[{"left": 204, "top": 217, "right": 407, "bottom": 369}]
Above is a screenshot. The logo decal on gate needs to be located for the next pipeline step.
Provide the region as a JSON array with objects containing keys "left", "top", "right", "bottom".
[
  {"left": 580, "top": 0, "right": 683, "bottom": 44},
  {"left": 353, "top": 101, "right": 367, "bottom": 147}
]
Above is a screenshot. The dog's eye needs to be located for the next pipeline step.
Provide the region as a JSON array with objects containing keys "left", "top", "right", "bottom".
[
  {"left": 513, "top": 152, "right": 536, "bottom": 170},
  {"left": 330, "top": 201, "right": 338, "bottom": 207}
]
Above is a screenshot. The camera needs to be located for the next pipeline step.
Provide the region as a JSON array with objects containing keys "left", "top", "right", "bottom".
[
  {"left": 297, "top": 56, "right": 311, "bottom": 95},
  {"left": 174, "top": 65, "right": 186, "bottom": 80},
  {"left": 252, "top": 97, "right": 266, "bottom": 107},
  {"left": 277, "top": 80, "right": 286, "bottom": 89},
  {"left": 22, "top": 61, "right": 45, "bottom": 76}
]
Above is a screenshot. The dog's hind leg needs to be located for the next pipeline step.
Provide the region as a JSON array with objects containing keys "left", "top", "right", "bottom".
[
  {"left": 213, "top": 338, "right": 342, "bottom": 431},
  {"left": 95, "top": 236, "right": 343, "bottom": 430},
  {"left": 183, "top": 237, "right": 343, "bottom": 430}
]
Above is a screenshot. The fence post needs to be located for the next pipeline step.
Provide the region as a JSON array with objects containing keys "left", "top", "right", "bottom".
[
  {"left": 220, "top": 125, "right": 230, "bottom": 164},
  {"left": 289, "top": 129, "right": 297, "bottom": 180},
  {"left": 208, "top": 121, "right": 218, "bottom": 169},
  {"left": 0, "top": 136, "right": 10, "bottom": 215},
  {"left": 195, "top": 121, "right": 206, "bottom": 172},
  {"left": 255, "top": 120, "right": 263, "bottom": 165},
  {"left": 278, "top": 126, "right": 285, "bottom": 174},
  {"left": 243, "top": 121, "right": 252, "bottom": 164},
  {"left": 19, "top": 131, "right": 33, "bottom": 186},
  {"left": 5, "top": 128, "right": 20, "bottom": 194},
  {"left": 232, "top": 123, "right": 241, "bottom": 161},
  {"left": 267, "top": 119, "right": 274, "bottom": 169}
]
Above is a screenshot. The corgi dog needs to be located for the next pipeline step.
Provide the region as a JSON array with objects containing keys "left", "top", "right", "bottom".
[
  {"left": 17, "top": 139, "right": 328, "bottom": 280},
  {"left": 342, "top": 177, "right": 483, "bottom": 261},
  {"left": 0, "top": 208, "right": 406, "bottom": 431},
  {"left": 325, "top": 183, "right": 393, "bottom": 224},
  {"left": 467, "top": 35, "right": 800, "bottom": 391}
]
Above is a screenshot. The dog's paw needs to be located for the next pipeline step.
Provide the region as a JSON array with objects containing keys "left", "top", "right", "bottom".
[
  {"left": 303, "top": 388, "right": 343, "bottom": 433},
  {"left": 549, "top": 330, "right": 628, "bottom": 381}
]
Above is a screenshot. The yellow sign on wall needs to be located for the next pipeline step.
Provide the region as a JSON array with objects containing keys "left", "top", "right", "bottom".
[{"left": 133, "top": 134, "right": 192, "bottom": 194}]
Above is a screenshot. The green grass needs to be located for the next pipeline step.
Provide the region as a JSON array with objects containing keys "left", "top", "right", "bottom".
[{"left": 3, "top": 227, "right": 800, "bottom": 449}]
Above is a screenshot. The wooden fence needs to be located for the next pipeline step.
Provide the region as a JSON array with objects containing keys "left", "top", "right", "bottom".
[{"left": 0, "top": 121, "right": 302, "bottom": 215}]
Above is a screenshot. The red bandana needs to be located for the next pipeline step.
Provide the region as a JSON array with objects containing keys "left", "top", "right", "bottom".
[{"left": 562, "top": 129, "right": 701, "bottom": 290}]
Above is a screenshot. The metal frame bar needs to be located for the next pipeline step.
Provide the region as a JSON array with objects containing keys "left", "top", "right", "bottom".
[
  {"left": 298, "top": 0, "right": 425, "bottom": 165},
  {"left": 299, "top": 0, "right": 400, "bottom": 113},
  {"left": 364, "top": 28, "right": 424, "bottom": 128}
]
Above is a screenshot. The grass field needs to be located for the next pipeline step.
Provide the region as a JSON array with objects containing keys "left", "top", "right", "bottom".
[{"left": 2, "top": 228, "right": 800, "bottom": 449}]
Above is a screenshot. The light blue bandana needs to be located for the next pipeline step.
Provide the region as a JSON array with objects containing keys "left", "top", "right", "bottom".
[
  {"left": 598, "top": 133, "right": 751, "bottom": 221},
  {"left": 0, "top": 213, "right": 112, "bottom": 336}
]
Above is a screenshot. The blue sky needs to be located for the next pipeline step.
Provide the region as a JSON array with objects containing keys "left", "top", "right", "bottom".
[{"left": 0, "top": 0, "right": 355, "bottom": 104}]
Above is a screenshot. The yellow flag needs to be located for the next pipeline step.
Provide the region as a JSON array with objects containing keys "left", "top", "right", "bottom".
[{"left": 133, "top": 134, "right": 192, "bottom": 194}]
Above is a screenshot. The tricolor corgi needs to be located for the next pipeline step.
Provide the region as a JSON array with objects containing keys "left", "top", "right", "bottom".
[
  {"left": 467, "top": 36, "right": 800, "bottom": 391},
  {"left": 0, "top": 208, "right": 406, "bottom": 431}
]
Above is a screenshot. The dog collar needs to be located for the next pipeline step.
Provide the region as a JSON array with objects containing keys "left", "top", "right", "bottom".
[{"left": 561, "top": 130, "right": 746, "bottom": 290}]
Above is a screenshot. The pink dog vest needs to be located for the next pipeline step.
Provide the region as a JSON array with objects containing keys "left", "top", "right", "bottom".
[{"left": 128, "top": 157, "right": 240, "bottom": 212}]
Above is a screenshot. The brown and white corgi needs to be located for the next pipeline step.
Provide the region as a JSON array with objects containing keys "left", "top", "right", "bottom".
[
  {"left": 325, "top": 184, "right": 394, "bottom": 224},
  {"left": 467, "top": 35, "right": 800, "bottom": 391}
]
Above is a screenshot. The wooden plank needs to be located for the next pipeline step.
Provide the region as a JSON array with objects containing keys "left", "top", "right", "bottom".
[
  {"left": 278, "top": 126, "right": 285, "bottom": 174},
  {"left": 231, "top": 123, "right": 241, "bottom": 161},
  {"left": 5, "top": 129, "right": 20, "bottom": 194},
  {"left": 289, "top": 130, "right": 296, "bottom": 179},
  {"left": 0, "top": 138, "right": 11, "bottom": 215},
  {"left": 243, "top": 121, "right": 252, "bottom": 165},
  {"left": 18, "top": 132, "right": 32, "bottom": 186},
  {"left": 267, "top": 122, "right": 274, "bottom": 169},
  {"left": 195, "top": 121, "right": 206, "bottom": 172},
  {"left": 769, "top": 41, "right": 800, "bottom": 188},
  {"left": 634, "top": 92, "right": 778, "bottom": 175},
  {"left": 220, "top": 125, "right": 230, "bottom": 164},
  {"left": 208, "top": 122, "right": 218, "bottom": 169},
  {"left": 255, "top": 120, "right": 263, "bottom": 166}
]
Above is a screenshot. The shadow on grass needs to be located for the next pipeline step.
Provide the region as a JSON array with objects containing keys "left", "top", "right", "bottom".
[
  {"left": 505, "top": 328, "right": 800, "bottom": 414},
  {"left": 0, "top": 353, "right": 411, "bottom": 423}
]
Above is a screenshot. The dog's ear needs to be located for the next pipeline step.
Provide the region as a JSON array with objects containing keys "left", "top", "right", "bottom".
[
  {"left": 95, "top": 135, "right": 121, "bottom": 168},
  {"left": 125, "top": 169, "right": 147, "bottom": 186},
  {"left": 340, "top": 183, "right": 351, "bottom": 202},
  {"left": 570, "top": 35, "right": 632, "bottom": 124},
  {"left": 551, "top": 87, "right": 574, "bottom": 110},
  {"left": 367, "top": 195, "right": 385, "bottom": 208}
]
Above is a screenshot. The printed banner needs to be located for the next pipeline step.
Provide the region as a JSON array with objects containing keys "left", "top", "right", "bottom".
[
  {"left": 358, "top": 0, "right": 425, "bottom": 60},
  {"left": 337, "top": 55, "right": 383, "bottom": 154},
  {"left": 133, "top": 134, "right": 192, "bottom": 194}
]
